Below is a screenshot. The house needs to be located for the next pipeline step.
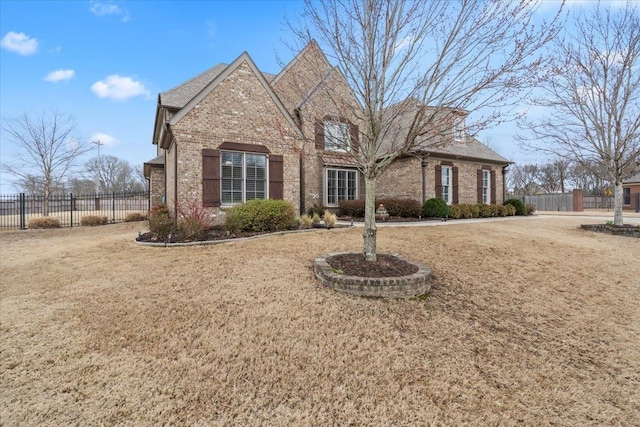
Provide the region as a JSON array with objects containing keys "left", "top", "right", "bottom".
[
  {"left": 623, "top": 172, "right": 640, "bottom": 212},
  {"left": 144, "top": 41, "right": 510, "bottom": 219}
]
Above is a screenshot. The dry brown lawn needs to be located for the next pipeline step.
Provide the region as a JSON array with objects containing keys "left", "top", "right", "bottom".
[{"left": 1, "top": 218, "right": 639, "bottom": 425}]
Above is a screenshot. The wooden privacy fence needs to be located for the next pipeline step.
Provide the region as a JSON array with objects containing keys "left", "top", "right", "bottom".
[
  {"left": 518, "top": 189, "right": 586, "bottom": 212},
  {"left": 0, "top": 191, "right": 149, "bottom": 229}
]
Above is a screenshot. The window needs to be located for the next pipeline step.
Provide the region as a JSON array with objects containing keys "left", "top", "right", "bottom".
[
  {"left": 482, "top": 170, "right": 491, "bottom": 204},
  {"left": 324, "top": 121, "right": 349, "bottom": 151},
  {"left": 623, "top": 187, "right": 631, "bottom": 205},
  {"left": 326, "top": 168, "right": 357, "bottom": 206},
  {"left": 221, "top": 151, "right": 266, "bottom": 204},
  {"left": 441, "top": 166, "right": 452, "bottom": 204}
]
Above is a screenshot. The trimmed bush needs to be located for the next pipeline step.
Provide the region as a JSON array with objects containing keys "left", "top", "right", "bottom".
[
  {"left": 525, "top": 203, "right": 536, "bottom": 215},
  {"left": 28, "top": 217, "right": 61, "bottom": 229},
  {"left": 225, "top": 199, "right": 297, "bottom": 233},
  {"left": 148, "top": 203, "right": 174, "bottom": 240},
  {"left": 449, "top": 205, "right": 462, "bottom": 219},
  {"left": 469, "top": 204, "right": 481, "bottom": 218},
  {"left": 81, "top": 215, "right": 108, "bottom": 226},
  {"left": 504, "top": 204, "right": 516, "bottom": 216},
  {"left": 504, "top": 198, "right": 526, "bottom": 216},
  {"left": 377, "top": 198, "right": 422, "bottom": 218},
  {"left": 338, "top": 199, "right": 365, "bottom": 217},
  {"left": 124, "top": 212, "right": 147, "bottom": 222},
  {"left": 422, "top": 198, "right": 451, "bottom": 218}
]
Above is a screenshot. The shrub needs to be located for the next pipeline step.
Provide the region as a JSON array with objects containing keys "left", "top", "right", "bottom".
[
  {"left": 525, "top": 203, "right": 536, "bottom": 215},
  {"left": 28, "top": 217, "right": 61, "bottom": 229},
  {"left": 148, "top": 203, "right": 174, "bottom": 240},
  {"left": 377, "top": 198, "right": 422, "bottom": 218},
  {"left": 422, "top": 198, "right": 450, "bottom": 218},
  {"left": 225, "top": 199, "right": 297, "bottom": 233},
  {"left": 176, "top": 199, "right": 214, "bottom": 240},
  {"left": 479, "top": 204, "right": 493, "bottom": 218},
  {"left": 504, "top": 204, "right": 516, "bottom": 216},
  {"left": 497, "top": 205, "right": 509, "bottom": 217},
  {"left": 306, "top": 204, "right": 327, "bottom": 217},
  {"left": 449, "top": 205, "right": 462, "bottom": 219},
  {"left": 338, "top": 199, "right": 365, "bottom": 217},
  {"left": 459, "top": 204, "right": 472, "bottom": 219},
  {"left": 124, "top": 212, "right": 147, "bottom": 222},
  {"left": 504, "top": 198, "right": 526, "bottom": 216},
  {"left": 468, "top": 204, "right": 480, "bottom": 218},
  {"left": 299, "top": 214, "right": 313, "bottom": 229},
  {"left": 312, "top": 213, "right": 321, "bottom": 225},
  {"left": 81, "top": 215, "right": 108, "bottom": 226},
  {"left": 323, "top": 209, "right": 337, "bottom": 229}
]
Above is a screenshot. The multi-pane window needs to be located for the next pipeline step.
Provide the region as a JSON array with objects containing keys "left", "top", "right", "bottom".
[
  {"left": 326, "top": 169, "right": 357, "bottom": 206},
  {"left": 482, "top": 169, "right": 491, "bottom": 204},
  {"left": 324, "top": 121, "right": 349, "bottom": 151},
  {"left": 221, "top": 151, "right": 266, "bottom": 204},
  {"left": 441, "top": 166, "right": 452, "bottom": 204},
  {"left": 623, "top": 187, "right": 631, "bottom": 205}
]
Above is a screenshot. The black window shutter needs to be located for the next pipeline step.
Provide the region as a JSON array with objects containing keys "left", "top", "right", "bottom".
[
  {"left": 202, "top": 149, "right": 220, "bottom": 207},
  {"left": 315, "top": 119, "right": 325, "bottom": 150},
  {"left": 269, "top": 155, "right": 284, "bottom": 200},
  {"left": 490, "top": 170, "right": 497, "bottom": 204},
  {"left": 349, "top": 122, "right": 359, "bottom": 152},
  {"left": 452, "top": 166, "right": 459, "bottom": 205},
  {"left": 435, "top": 165, "right": 442, "bottom": 199},
  {"left": 477, "top": 169, "right": 483, "bottom": 203}
]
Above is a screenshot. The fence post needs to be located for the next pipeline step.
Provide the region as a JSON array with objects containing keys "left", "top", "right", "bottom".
[
  {"left": 112, "top": 191, "right": 116, "bottom": 223},
  {"left": 19, "top": 193, "right": 25, "bottom": 230},
  {"left": 70, "top": 193, "right": 73, "bottom": 227}
]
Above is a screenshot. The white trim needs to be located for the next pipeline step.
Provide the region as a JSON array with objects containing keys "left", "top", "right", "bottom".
[
  {"left": 441, "top": 166, "right": 452, "bottom": 204},
  {"left": 325, "top": 167, "right": 358, "bottom": 207}
]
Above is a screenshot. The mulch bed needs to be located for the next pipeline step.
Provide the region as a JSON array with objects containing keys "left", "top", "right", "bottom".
[
  {"left": 136, "top": 226, "right": 263, "bottom": 243},
  {"left": 326, "top": 253, "right": 419, "bottom": 277}
]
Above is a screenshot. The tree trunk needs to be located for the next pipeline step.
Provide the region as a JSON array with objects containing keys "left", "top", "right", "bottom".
[
  {"left": 363, "top": 175, "right": 377, "bottom": 262},
  {"left": 43, "top": 186, "right": 50, "bottom": 217},
  {"left": 614, "top": 181, "right": 624, "bottom": 226}
]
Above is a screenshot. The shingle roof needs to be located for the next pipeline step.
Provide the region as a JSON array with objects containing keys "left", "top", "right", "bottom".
[
  {"left": 160, "top": 64, "right": 277, "bottom": 109},
  {"left": 423, "top": 136, "right": 511, "bottom": 164},
  {"left": 624, "top": 172, "right": 640, "bottom": 184}
]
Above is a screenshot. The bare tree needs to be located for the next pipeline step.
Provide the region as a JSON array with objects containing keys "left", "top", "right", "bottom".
[
  {"left": 538, "top": 159, "right": 570, "bottom": 193},
  {"left": 292, "top": 0, "right": 562, "bottom": 260},
  {"left": 85, "top": 155, "right": 145, "bottom": 193},
  {"left": 509, "top": 163, "right": 541, "bottom": 196},
  {"left": 518, "top": 3, "right": 640, "bottom": 225},
  {"left": 1, "top": 111, "right": 91, "bottom": 215}
]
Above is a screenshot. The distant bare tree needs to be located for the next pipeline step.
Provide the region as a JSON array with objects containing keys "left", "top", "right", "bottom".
[
  {"left": 509, "top": 163, "right": 541, "bottom": 196},
  {"left": 85, "top": 155, "right": 145, "bottom": 193},
  {"left": 518, "top": 3, "right": 640, "bottom": 225},
  {"left": 293, "top": 0, "right": 563, "bottom": 260},
  {"left": 1, "top": 111, "right": 90, "bottom": 215},
  {"left": 538, "top": 159, "right": 570, "bottom": 193}
]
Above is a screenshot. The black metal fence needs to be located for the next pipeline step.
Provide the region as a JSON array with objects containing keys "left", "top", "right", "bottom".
[{"left": 0, "top": 191, "right": 149, "bottom": 229}]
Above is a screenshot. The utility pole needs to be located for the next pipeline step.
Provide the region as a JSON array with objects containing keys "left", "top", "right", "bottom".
[{"left": 91, "top": 139, "right": 104, "bottom": 194}]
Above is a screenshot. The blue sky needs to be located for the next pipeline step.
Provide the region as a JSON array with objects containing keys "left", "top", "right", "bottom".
[{"left": 0, "top": 0, "right": 612, "bottom": 193}]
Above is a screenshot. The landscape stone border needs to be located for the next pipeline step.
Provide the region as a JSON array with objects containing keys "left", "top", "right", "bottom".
[
  {"left": 580, "top": 224, "right": 640, "bottom": 238},
  {"left": 314, "top": 252, "right": 432, "bottom": 298}
]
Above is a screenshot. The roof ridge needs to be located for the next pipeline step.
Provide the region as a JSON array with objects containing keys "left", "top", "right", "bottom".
[
  {"left": 271, "top": 39, "right": 329, "bottom": 87},
  {"left": 161, "top": 63, "right": 228, "bottom": 96}
]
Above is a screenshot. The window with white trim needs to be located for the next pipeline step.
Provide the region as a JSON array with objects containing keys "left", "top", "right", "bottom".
[
  {"left": 482, "top": 169, "right": 491, "bottom": 204},
  {"left": 441, "top": 166, "right": 452, "bottom": 204},
  {"left": 221, "top": 151, "right": 266, "bottom": 204},
  {"left": 324, "top": 121, "right": 349, "bottom": 151},
  {"left": 326, "top": 168, "right": 357, "bottom": 206}
]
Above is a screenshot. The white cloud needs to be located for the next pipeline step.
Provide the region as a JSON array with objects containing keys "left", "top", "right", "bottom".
[
  {"left": 90, "top": 1, "right": 130, "bottom": 22},
  {"left": 49, "top": 45, "right": 62, "bottom": 54},
  {"left": 44, "top": 69, "right": 75, "bottom": 83},
  {"left": 91, "top": 75, "right": 149, "bottom": 100},
  {"left": 90, "top": 133, "right": 119, "bottom": 147},
  {"left": 0, "top": 31, "right": 38, "bottom": 56}
]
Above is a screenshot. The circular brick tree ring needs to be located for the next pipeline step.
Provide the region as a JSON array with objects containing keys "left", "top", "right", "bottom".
[{"left": 314, "top": 252, "right": 432, "bottom": 298}]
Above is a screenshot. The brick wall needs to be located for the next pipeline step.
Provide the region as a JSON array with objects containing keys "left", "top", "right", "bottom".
[
  {"left": 377, "top": 156, "right": 506, "bottom": 205},
  {"left": 168, "top": 60, "right": 303, "bottom": 217},
  {"left": 149, "top": 167, "right": 165, "bottom": 207}
]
